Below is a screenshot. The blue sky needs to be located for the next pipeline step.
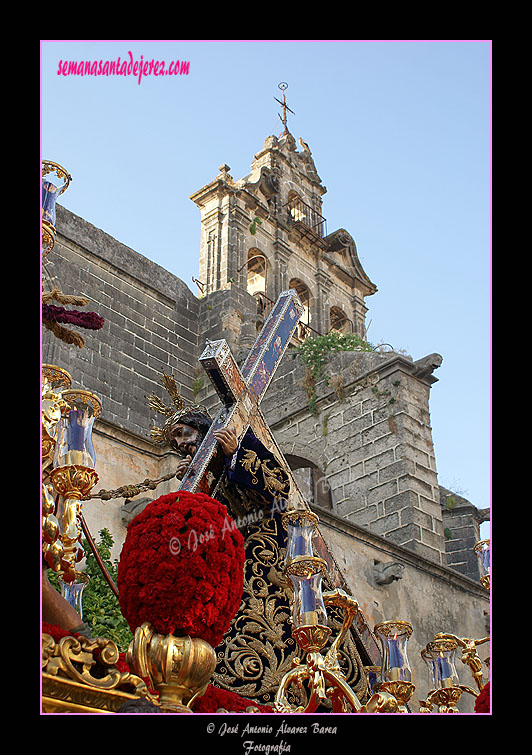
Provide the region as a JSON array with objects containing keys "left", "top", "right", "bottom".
[{"left": 41, "top": 40, "right": 491, "bottom": 538}]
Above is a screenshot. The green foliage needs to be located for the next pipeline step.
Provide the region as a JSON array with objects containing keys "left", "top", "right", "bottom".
[
  {"left": 444, "top": 527, "right": 454, "bottom": 540},
  {"left": 297, "top": 331, "right": 374, "bottom": 381},
  {"left": 81, "top": 529, "right": 133, "bottom": 652},
  {"left": 249, "top": 217, "right": 262, "bottom": 235},
  {"left": 192, "top": 367, "right": 205, "bottom": 399},
  {"left": 47, "top": 529, "right": 132, "bottom": 652},
  {"left": 445, "top": 495, "right": 458, "bottom": 510},
  {"left": 296, "top": 332, "right": 373, "bottom": 415}
]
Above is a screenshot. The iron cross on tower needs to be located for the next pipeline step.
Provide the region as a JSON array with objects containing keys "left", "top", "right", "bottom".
[
  {"left": 275, "top": 82, "right": 295, "bottom": 136},
  {"left": 178, "top": 289, "right": 380, "bottom": 664}
]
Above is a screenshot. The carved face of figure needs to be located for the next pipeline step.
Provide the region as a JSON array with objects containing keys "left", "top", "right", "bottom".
[{"left": 168, "top": 422, "right": 202, "bottom": 457}]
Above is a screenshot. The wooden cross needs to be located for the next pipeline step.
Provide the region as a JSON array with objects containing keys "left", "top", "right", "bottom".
[{"left": 178, "top": 289, "right": 380, "bottom": 664}]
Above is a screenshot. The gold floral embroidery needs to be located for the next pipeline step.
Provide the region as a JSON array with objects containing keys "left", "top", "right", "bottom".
[
  {"left": 240, "top": 449, "right": 261, "bottom": 484},
  {"left": 211, "top": 514, "right": 369, "bottom": 706},
  {"left": 239, "top": 450, "right": 289, "bottom": 496},
  {"left": 212, "top": 515, "right": 299, "bottom": 702},
  {"left": 260, "top": 461, "right": 289, "bottom": 497}
]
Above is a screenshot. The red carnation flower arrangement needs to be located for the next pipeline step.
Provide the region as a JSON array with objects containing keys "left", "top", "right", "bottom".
[{"left": 117, "top": 490, "right": 245, "bottom": 650}]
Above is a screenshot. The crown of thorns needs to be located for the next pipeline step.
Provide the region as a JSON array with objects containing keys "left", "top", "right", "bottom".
[{"left": 146, "top": 371, "right": 211, "bottom": 445}]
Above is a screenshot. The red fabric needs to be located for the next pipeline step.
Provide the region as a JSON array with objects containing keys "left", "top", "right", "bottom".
[
  {"left": 117, "top": 491, "right": 245, "bottom": 649},
  {"left": 42, "top": 622, "right": 82, "bottom": 641},
  {"left": 192, "top": 684, "right": 274, "bottom": 713},
  {"left": 474, "top": 681, "right": 490, "bottom": 713}
]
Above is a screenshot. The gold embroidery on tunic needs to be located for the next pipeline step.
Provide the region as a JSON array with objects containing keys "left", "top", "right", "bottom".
[
  {"left": 211, "top": 514, "right": 369, "bottom": 705},
  {"left": 240, "top": 449, "right": 261, "bottom": 484},
  {"left": 239, "top": 450, "right": 289, "bottom": 496}
]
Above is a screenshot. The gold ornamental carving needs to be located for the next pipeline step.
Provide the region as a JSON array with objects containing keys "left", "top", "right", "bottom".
[
  {"left": 284, "top": 555, "right": 328, "bottom": 579},
  {"left": 291, "top": 624, "right": 331, "bottom": 654},
  {"left": 42, "top": 160, "right": 72, "bottom": 193},
  {"left": 127, "top": 622, "right": 216, "bottom": 713},
  {"left": 49, "top": 465, "right": 99, "bottom": 581},
  {"left": 49, "top": 465, "right": 99, "bottom": 500},
  {"left": 423, "top": 685, "right": 464, "bottom": 713},
  {"left": 42, "top": 632, "right": 153, "bottom": 713},
  {"left": 376, "top": 680, "right": 415, "bottom": 713},
  {"left": 374, "top": 619, "right": 413, "bottom": 640}
]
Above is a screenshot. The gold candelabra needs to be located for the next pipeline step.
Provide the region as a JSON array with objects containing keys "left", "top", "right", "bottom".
[
  {"left": 372, "top": 620, "right": 415, "bottom": 712},
  {"left": 42, "top": 160, "right": 72, "bottom": 258},
  {"left": 273, "top": 510, "right": 360, "bottom": 712},
  {"left": 419, "top": 634, "right": 488, "bottom": 713},
  {"left": 419, "top": 538, "right": 490, "bottom": 713},
  {"left": 46, "top": 379, "right": 101, "bottom": 588},
  {"left": 273, "top": 511, "right": 413, "bottom": 714},
  {"left": 272, "top": 510, "right": 490, "bottom": 714},
  {"left": 42, "top": 365, "right": 72, "bottom": 573}
]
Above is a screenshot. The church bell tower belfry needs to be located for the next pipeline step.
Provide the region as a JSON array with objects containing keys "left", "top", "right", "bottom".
[{"left": 190, "top": 87, "right": 377, "bottom": 342}]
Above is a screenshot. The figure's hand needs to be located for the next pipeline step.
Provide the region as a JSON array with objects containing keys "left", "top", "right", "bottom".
[
  {"left": 176, "top": 455, "right": 193, "bottom": 480},
  {"left": 213, "top": 428, "right": 238, "bottom": 457}
]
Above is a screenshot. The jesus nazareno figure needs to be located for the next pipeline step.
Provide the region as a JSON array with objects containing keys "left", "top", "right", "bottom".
[
  {"left": 137, "top": 377, "right": 370, "bottom": 707},
  {"left": 143, "top": 395, "right": 297, "bottom": 704}
]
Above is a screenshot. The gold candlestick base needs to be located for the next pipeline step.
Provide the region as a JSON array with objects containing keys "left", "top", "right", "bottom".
[
  {"left": 376, "top": 680, "right": 415, "bottom": 713},
  {"left": 292, "top": 624, "right": 331, "bottom": 653},
  {"left": 127, "top": 622, "right": 216, "bottom": 713},
  {"left": 363, "top": 690, "right": 400, "bottom": 713},
  {"left": 50, "top": 464, "right": 99, "bottom": 581},
  {"left": 426, "top": 686, "right": 463, "bottom": 713},
  {"left": 49, "top": 465, "right": 99, "bottom": 499}
]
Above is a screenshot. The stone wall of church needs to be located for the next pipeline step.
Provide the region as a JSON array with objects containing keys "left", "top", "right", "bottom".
[
  {"left": 42, "top": 206, "right": 201, "bottom": 561},
  {"left": 440, "top": 487, "right": 485, "bottom": 581},
  {"left": 262, "top": 348, "right": 447, "bottom": 566},
  {"left": 42, "top": 206, "right": 487, "bottom": 657},
  {"left": 43, "top": 205, "right": 201, "bottom": 440},
  {"left": 314, "top": 506, "right": 490, "bottom": 713}
]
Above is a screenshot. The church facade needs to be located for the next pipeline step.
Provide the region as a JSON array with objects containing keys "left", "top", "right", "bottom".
[{"left": 42, "top": 131, "right": 489, "bottom": 710}]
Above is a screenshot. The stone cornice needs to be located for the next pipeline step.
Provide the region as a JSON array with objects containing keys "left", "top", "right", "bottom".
[
  {"left": 94, "top": 417, "right": 177, "bottom": 460},
  {"left": 267, "top": 350, "right": 441, "bottom": 429},
  {"left": 312, "top": 504, "right": 490, "bottom": 602}
]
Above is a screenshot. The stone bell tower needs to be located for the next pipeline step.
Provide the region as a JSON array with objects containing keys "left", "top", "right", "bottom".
[
  {"left": 190, "top": 122, "right": 377, "bottom": 343},
  {"left": 189, "top": 104, "right": 457, "bottom": 568}
]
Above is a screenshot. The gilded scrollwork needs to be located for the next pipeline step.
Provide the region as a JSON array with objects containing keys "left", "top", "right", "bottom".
[
  {"left": 212, "top": 516, "right": 298, "bottom": 702},
  {"left": 42, "top": 632, "right": 154, "bottom": 702},
  {"left": 211, "top": 514, "right": 369, "bottom": 706},
  {"left": 42, "top": 160, "right": 72, "bottom": 196}
]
